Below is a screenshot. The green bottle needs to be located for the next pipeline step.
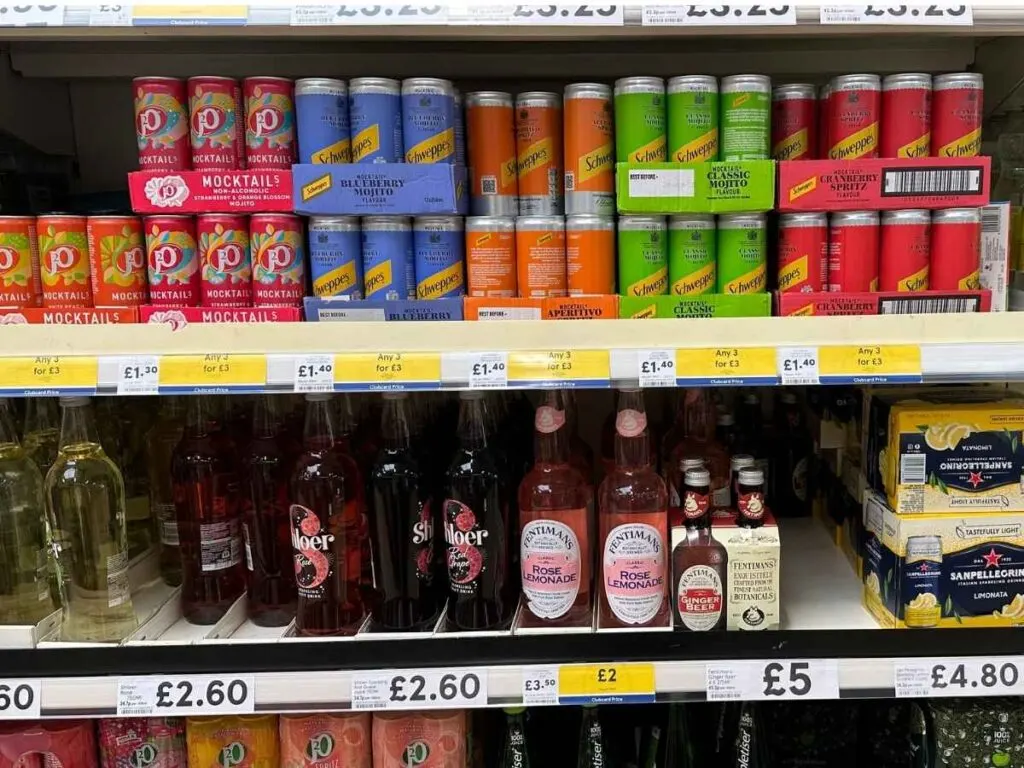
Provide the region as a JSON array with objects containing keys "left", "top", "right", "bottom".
[
  {"left": 500, "top": 707, "right": 531, "bottom": 767},
  {"left": 577, "top": 704, "right": 608, "bottom": 767}
]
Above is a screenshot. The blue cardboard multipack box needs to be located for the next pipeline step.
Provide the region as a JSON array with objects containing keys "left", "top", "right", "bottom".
[
  {"left": 303, "top": 297, "right": 464, "bottom": 322},
  {"left": 293, "top": 163, "right": 468, "bottom": 216}
]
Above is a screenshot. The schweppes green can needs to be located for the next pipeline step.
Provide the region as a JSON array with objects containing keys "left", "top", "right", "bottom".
[
  {"left": 669, "top": 214, "right": 716, "bottom": 295},
  {"left": 668, "top": 76, "right": 719, "bottom": 163},
  {"left": 618, "top": 215, "right": 668, "bottom": 297},
  {"left": 614, "top": 77, "right": 667, "bottom": 163},
  {"left": 717, "top": 214, "right": 766, "bottom": 294}
]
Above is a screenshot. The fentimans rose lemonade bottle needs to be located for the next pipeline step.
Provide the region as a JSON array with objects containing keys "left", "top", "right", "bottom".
[
  {"left": 518, "top": 390, "right": 592, "bottom": 628},
  {"left": 598, "top": 388, "right": 669, "bottom": 628}
]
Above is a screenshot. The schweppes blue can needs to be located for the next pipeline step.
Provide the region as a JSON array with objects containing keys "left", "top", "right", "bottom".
[
  {"left": 414, "top": 216, "right": 464, "bottom": 299},
  {"left": 295, "top": 78, "right": 351, "bottom": 164},
  {"left": 362, "top": 216, "right": 415, "bottom": 300},
  {"left": 349, "top": 77, "right": 403, "bottom": 164},
  {"left": 402, "top": 77, "right": 456, "bottom": 164},
  {"left": 309, "top": 216, "right": 362, "bottom": 298}
]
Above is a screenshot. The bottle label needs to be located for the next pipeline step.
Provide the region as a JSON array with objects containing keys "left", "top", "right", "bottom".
[
  {"left": 676, "top": 564, "right": 723, "bottom": 631},
  {"left": 738, "top": 491, "right": 766, "bottom": 522},
  {"left": 412, "top": 500, "right": 434, "bottom": 584},
  {"left": 199, "top": 520, "right": 242, "bottom": 572},
  {"left": 106, "top": 550, "right": 131, "bottom": 608},
  {"left": 793, "top": 456, "right": 809, "bottom": 502},
  {"left": 444, "top": 499, "right": 489, "bottom": 596},
  {"left": 683, "top": 489, "right": 709, "bottom": 520},
  {"left": 521, "top": 517, "right": 582, "bottom": 620},
  {"left": 156, "top": 503, "right": 178, "bottom": 546},
  {"left": 242, "top": 522, "right": 254, "bottom": 572},
  {"left": 616, "top": 409, "right": 647, "bottom": 438},
  {"left": 603, "top": 522, "right": 666, "bottom": 625},
  {"left": 291, "top": 504, "right": 336, "bottom": 600},
  {"left": 712, "top": 484, "right": 731, "bottom": 509},
  {"left": 535, "top": 406, "right": 566, "bottom": 434}
]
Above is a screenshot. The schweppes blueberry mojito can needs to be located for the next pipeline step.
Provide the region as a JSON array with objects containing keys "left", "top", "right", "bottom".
[
  {"left": 296, "top": 78, "right": 351, "bottom": 164},
  {"left": 402, "top": 77, "right": 456, "bottom": 164},
  {"left": 414, "top": 216, "right": 464, "bottom": 299},
  {"left": 309, "top": 216, "right": 362, "bottom": 299},
  {"left": 614, "top": 76, "right": 667, "bottom": 163},
  {"left": 349, "top": 77, "right": 403, "bottom": 164},
  {"left": 717, "top": 213, "right": 766, "bottom": 294},
  {"left": 362, "top": 216, "right": 415, "bottom": 300}
]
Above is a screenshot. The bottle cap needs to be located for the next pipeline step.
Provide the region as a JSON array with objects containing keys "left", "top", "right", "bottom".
[
  {"left": 730, "top": 454, "right": 754, "bottom": 471},
  {"left": 459, "top": 391, "right": 486, "bottom": 400},
  {"left": 381, "top": 391, "right": 408, "bottom": 400},
  {"left": 717, "top": 413, "right": 735, "bottom": 425},
  {"left": 685, "top": 468, "right": 711, "bottom": 486},
  {"left": 738, "top": 468, "right": 765, "bottom": 485},
  {"left": 304, "top": 393, "right": 332, "bottom": 402},
  {"left": 680, "top": 457, "right": 705, "bottom": 472},
  {"left": 59, "top": 396, "right": 90, "bottom": 406}
]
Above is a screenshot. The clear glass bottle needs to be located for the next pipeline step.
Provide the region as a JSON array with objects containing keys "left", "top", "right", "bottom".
[
  {"left": 22, "top": 397, "right": 59, "bottom": 477},
  {"left": 46, "top": 397, "right": 136, "bottom": 641},
  {"left": 146, "top": 397, "right": 184, "bottom": 587}
]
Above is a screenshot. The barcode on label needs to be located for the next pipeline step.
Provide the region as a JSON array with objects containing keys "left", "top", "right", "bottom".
[
  {"left": 882, "top": 168, "right": 983, "bottom": 196},
  {"left": 564, "top": 172, "right": 576, "bottom": 192},
  {"left": 900, "top": 454, "right": 927, "bottom": 484},
  {"left": 481, "top": 176, "right": 497, "bottom": 195},
  {"left": 879, "top": 296, "right": 981, "bottom": 314},
  {"left": 982, "top": 208, "right": 1001, "bottom": 233}
]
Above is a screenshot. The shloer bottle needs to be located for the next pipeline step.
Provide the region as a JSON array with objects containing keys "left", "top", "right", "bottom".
[
  {"left": 499, "top": 707, "right": 531, "bottom": 768},
  {"left": 672, "top": 468, "right": 727, "bottom": 632},
  {"left": 369, "top": 391, "right": 441, "bottom": 631},
  {"left": 518, "top": 390, "right": 592, "bottom": 627},
  {"left": 146, "top": 397, "right": 184, "bottom": 587},
  {"left": 576, "top": 704, "right": 607, "bottom": 768},
  {"left": 598, "top": 388, "right": 669, "bottom": 629},
  {"left": 444, "top": 391, "right": 511, "bottom": 631}
]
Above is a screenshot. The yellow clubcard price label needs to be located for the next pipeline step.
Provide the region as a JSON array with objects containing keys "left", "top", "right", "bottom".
[
  {"left": 507, "top": 350, "right": 610, "bottom": 388},
  {"left": 0, "top": 356, "right": 97, "bottom": 395},
  {"left": 675, "top": 347, "right": 779, "bottom": 386},
  {"left": 559, "top": 663, "right": 656, "bottom": 704},
  {"left": 159, "top": 354, "right": 266, "bottom": 394},
  {"left": 132, "top": 5, "right": 248, "bottom": 22},
  {"left": 819, "top": 345, "right": 922, "bottom": 384},
  {"left": 334, "top": 353, "right": 441, "bottom": 391}
]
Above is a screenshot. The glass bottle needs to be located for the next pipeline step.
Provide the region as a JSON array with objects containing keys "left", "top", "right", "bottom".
[
  {"left": 576, "top": 705, "right": 607, "bottom": 768},
  {"left": 291, "top": 393, "right": 366, "bottom": 636},
  {"left": 773, "top": 391, "right": 814, "bottom": 517},
  {"left": 0, "top": 402, "right": 56, "bottom": 624},
  {"left": 369, "top": 391, "right": 441, "bottom": 631},
  {"left": 672, "top": 468, "right": 727, "bottom": 632},
  {"left": 499, "top": 707, "right": 531, "bottom": 768},
  {"left": 735, "top": 392, "right": 770, "bottom": 490},
  {"left": 668, "top": 390, "right": 729, "bottom": 511},
  {"left": 242, "top": 395, "right": 296, "bottom": 627},
  {"left": 120, "top": 398, "right": 154, "bottom": 559},
  {"left": 46, "top": 396, "right": 136, "bottom": 641},
  {"left": 736, "top": 469, "right": 767, "bottom": 529},
  {"left": 444, "top": 391, "right": 511, "bottom": 631},
  {"left": 598, "top": 388, "right": 669, "bottom": 629},
  {"left": 518, "top": 390, "right": 592, "bottom": 627},
  {"left": 22, "top": 398, "right": 59, "bottom": 477},
  {"left": 565, "top": 391, "right": 595, "bottom": 483},
  {"left": 146, "top": 397, "right": 184, "bottom": 587},
  {"left": 172, "top": 396, "right": 245, "bottom": 625}
]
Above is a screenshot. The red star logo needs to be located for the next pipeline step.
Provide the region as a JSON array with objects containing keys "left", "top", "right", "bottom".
[
  {"left": 916, "top": 562, "right": 933, "bottom": 573},
  {"left": 983, "top": 549, "right": 1004, "bottom": 568},
  {"left": 968, "top": 471, "right": 985, "bottom": 487}
]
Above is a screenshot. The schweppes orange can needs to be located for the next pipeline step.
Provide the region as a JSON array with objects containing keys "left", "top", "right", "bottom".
[
  {"left": 466, "top": 91, "right": 518, "bottom": 216},
  {"left": 567, "top": 214, "right": 615, "bottom": 296},
  {"left": 516, "top": 215, "right": 566, "bottom": 298},
  {"left": 564, "top": 83, "right": 615, "bottom": 216},
  {"left": 466, "top": 216, "right": 516, "bottom": 297},
  {"left": 515, "top": 92, "right": 563, "bottom": 215},
  {"left": 828, "top": 74, "right": 880, "bottom": 160},
  {"left": 932, "top": 72, "right": 983, "bottom": 158}
]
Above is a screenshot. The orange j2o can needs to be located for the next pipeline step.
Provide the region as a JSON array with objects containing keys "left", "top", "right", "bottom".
[
  {"left": 466, "top": 91, "right": 518, "bottom": 216},
  {"left": 564, "top": 83, "right": 614, "bottom": 216},
  {"left": 36, "top": 214, "right": 93, "bottom": 307},
  {"left": 515, "top": 91, "right": 563, "bottom": 216},
  {"left": 566, "top": 214, "right": 615, "bottom": 296},
  {"left": 828, "top": 74, "right": 880, "bottom": 160},
  {"left": 0, "top": 216, "right": 41, "bottom": 308},
  {"left": 466, "top": 216, "right": 517, "bottom": 298},
  {"left": 86, "top": 215, "right": 148, "bottom": 306},
  {"left": 516, "top": 215, "right": 567, "bottom": 298}
]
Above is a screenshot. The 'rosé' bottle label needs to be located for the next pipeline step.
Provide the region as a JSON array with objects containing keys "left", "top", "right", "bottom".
[
  {"left": 444, "top": 500, "right": 489, "bottom": 596},
  {"left": 676, "top": 564, "right": 723, "bottom": 631},
  {"left": 291, "top": 504, "right": 336, "bottom": 600},
  {"left": 521, "top": 517, "right": 581, "bottom": 620},
  {"left": 603, "top": 522, "right": 665, "bottom": 625}
]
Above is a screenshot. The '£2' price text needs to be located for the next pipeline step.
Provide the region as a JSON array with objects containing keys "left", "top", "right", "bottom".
[{"left": 155, "top": 678, "right": 250, "bottom": 711}]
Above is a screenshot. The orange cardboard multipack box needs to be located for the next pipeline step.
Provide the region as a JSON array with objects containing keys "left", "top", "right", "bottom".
[
  {"left": 463, "top": 297, "right": 544, "bottom": 321},
  {"left": 543, "top": 295, "right": 618, "bottom": 320}
]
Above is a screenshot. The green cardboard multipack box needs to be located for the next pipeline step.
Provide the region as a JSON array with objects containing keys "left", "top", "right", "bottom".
[
  {"left": 616, "top": 160, "right": 775, "bottom": 214},
  {"left": 619, "top": 294, "right": 771, "bottom": 318}
]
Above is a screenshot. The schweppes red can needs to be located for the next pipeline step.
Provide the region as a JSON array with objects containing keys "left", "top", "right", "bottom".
[
  {"left": 930, "top": 208, "right": 981, "bottom": 290},
  {"left": 932, "top": 72, "right": 983, "bottom": 158},
  {"left": 881, "top": 73, "right": 931, "bottom": 158},
  {"left": 828, "top": 74, "right": 880, "bottom": 160},
  {"left": 880, "top": 209, "right": 931, "bottom": 292},
  {"left": 771, "top": 84, "right": 817, "bottom": 161},
  {"left": 778, "top": 213, "right": 827, "bottom": 293}
]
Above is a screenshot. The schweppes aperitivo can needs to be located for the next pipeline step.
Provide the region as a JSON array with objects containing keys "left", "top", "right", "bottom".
[{"left": 564, "top": 83, "right": 614, "bottom": 216}]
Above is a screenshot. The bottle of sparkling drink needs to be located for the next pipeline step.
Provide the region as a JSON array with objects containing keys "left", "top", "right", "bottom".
[
  {"left": 172, "top": 396, "right": 245, "bottom": 625},
  {"left": 0, "top": 401, "right": 57, "bottom": 624},
  {"left": 499, "top": 707, "right": 531, "bottom": 767},
  {"left": 576, "top": 705, "right": 608, "bottom": 768},
  {"left": 518, "top": 390, "right": 592, "bottom": 627},
  {"left": 598, "top": 388, "right": 669, "bottom": 629},
  {"left": 369, "top": 392, "right": 441, "bottom": 631},
  {"left": 243, "top": 395, "right": 296, "bottom": 627},
  {"left": 120, "top": 398, "right": 154, "bottom": 559},
  {"left": 23, "top": 397, "right": 59, "bottom": 477},
  {"left": 46, "top": 397, "right": 136, "bottom": 641},
  {"left": 146, "top": 397, "right": 184, "bottom": 587},
  {"left": 291, "top": 393, "right": 366, "bottom": 636}
]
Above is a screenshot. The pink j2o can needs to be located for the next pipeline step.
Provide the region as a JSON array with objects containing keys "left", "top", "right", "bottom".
[
  {"left": 250, "top": 213, "right": 306, "bottom": 306},
  {"left": 188, "top": 76, "right": 246, "bottom": 171},
  {"left": 145, "top": 215, "right": 201, "bottom": 306},
  {"left": 133, "top": 77, "right": 191, "bottom": 171},
  {"left": 198, "top": 214, "right": 252, "bottom": 307},
  {"left": 244, "top": 77, "right": 297, "bottom": 170}
]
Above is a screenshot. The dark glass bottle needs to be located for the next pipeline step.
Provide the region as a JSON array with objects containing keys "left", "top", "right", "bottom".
[
  {"left": 576, "top": 705, "right": 608, "bottom": 768},
  {"left": 673, "top": 468, "right": 727, "bottom": 632},
  {"left": 773, "top": 391, "right": 814, "bottom": 517},
  {"left": 499, "top": 707, "right": 531, "bottom": 768}
]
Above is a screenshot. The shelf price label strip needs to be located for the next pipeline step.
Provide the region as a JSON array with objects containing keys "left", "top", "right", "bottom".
[
  {"left": 558, "top": 663, "right": 656, "bottom": 705},
  {"left": 158, "top": 355, "right": 267, "bottom": 394},
  {"left": 334, "top": 352, "right": 441, "bottom": 392},
  {"left": 818, "top": 345, "right": 922, "bottom": 385},
  {"left": 674, "top": 347, "right": 779, "bottom": 386},
  {"left": 507, "top": 350, "right": 610, "bottom": 389},
  {"left": 0, "top": 356, "right": 98, "bottom": 396},
  {"left": 131, "top": 4, "right": 249, "bottom": 26}
]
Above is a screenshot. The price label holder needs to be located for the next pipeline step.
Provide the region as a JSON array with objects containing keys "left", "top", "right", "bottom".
[
  {"left": 0, "top": 4, "right": 65, "bottom": 26},
  {"left": 131, "top": 4, "right": 248, "bottom": 25},
  {"left": 293, "top": 354, "right": 335, "bottom": 393},
  {"left": 895, "top": 657, "right": 1024, "bottom": 698},
  {"left": 467, "top": 352, "right": 509, "bottom": 389},
  {"left": 777, "top": 346, "right": 820, "bottom": 386},
  {"left": 507, "top": 350, "right": 610, "bottom": 389},
  {"left": 820, "top": 3, "right": 972, "bottom": 25},
  {"left": 351, "top": 668, "right": 488, "bottom": 711},
  {"left": 818, "top": 344, "right": 922, "bottom": 385},
  {"left": 334, "top": 352, "right": 441, "bottom": 392},
  {"left": 637, "top": 349, "right": 676, "bottom": 388},
  {"left": 522, "top": 667, "right": 559, "bottom": 706},
  {"left": 117, "top": 356, "right": 160, "bottom": 395},
  {"left": 454, "top": 4, "right": 623, "bottom": 26},
  {"left": 642, "top": 4, "right": 795, "bottom": 26},
  {"left": 558, "top": 663, "right": 655, "bottom": 705},
  {"left": 117, "top": 675, "right": 255, "bottom": 717},
  {"left": 88, "top": 4, "right": 132, "bottom": 25},
  {"left": 706, "top": 660, "right": 840, "bottom": 702},
  {"left": 292, "top": 3, "right": 451, "bottom": 25},
  {"left": 675, "top": 347, "right": 778, "bottom": 387},
  {"left": 159, "top": 354, "right": 266, "bottom": 394},
  {"left": 0, "top": 356, "right": 97, "bottom": 396},
  {"left": 0, "top": 680, "right": 41, "bottom": 719}
]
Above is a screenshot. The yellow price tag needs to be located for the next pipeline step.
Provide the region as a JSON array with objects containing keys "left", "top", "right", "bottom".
[
  {"left": 0, "top": 356, "right": 97, "bottom": 395},
  {"left": 559, "top": 663, "right": 656, "bottom": 704},
  {"left": 507, "top": 350, "right": 610, "bottom": 387},
  {"left": 675, "top": 347, "right": 779, "bottom": 385},
  {"left": 132, "top": 5, "right": 248, "bottom": 22},
  {"left": 819, "top": 344, "right": 922, "bottom": 384},
  {"left": 159, "top": 354, "right": 266, "bottom": 393},
  {"left": 334, "top": 352, "right": 441, "bottom": 391}
]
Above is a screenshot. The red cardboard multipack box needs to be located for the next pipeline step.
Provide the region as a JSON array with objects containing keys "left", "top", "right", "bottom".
[
  {"left": 128, "top": 169, "right": 293, "bottom": 214},
  {"left": 778, "top": 156, "right": 990, "bottom": 212},
  {"left": 776, "top": 289, "right": 991, "bottom": 316},
  {"left": 0, "top": 307, "right": 138, "bottom": 324},
  {"left": 140, "top": 305, "right": 302, "bottom": 326}
]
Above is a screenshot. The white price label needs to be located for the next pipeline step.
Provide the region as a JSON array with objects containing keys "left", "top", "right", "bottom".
[
  {"left": 352, "top": 668, "right": 487, "bottom": 711},
  {"left": 637, "top": 350, "right": 676, "bottom": 388},
  {"left": 467, "top": 352, "right": 508, "bottom": 389},
  {"left": 117, "top": 675, "right": 255, "bottom": 717},
  {"left": 292, "top": 3, "right": 449, "bottom": 25},
  {"left": 457, "top": 4, "right": 622, "bottom": 25},
  {"left": 522, "top": 667, "right": 559, "bottom": 706},
  {"left": 820, "top": 3, "right": 971, "bottom": 25},
  {"left": 0, "top": 3, "right": 64, "bottom": 26},
  {"left": 117, "top": 356, "right": 160, "bottom": 395},
  {"left": 88, "top": 3, "right": 131, "bottom": 25},
  {"left": 777, "top": 347, "right": 819, "bottom": 386},
  {"left": 0, "top": 681, "right": 41, "bottom": 719},
  {"left": 294, "top": 355, "right": 335, "bottom": 393},
  {"left": 706, "top": 660, "right": 839, "bottom": 702},
  {"left": 895, "top": 657, "right": 1024, "bottom": 698},
  {"left": 643, "top": 4, "right": 794, "bottom": 25}
]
